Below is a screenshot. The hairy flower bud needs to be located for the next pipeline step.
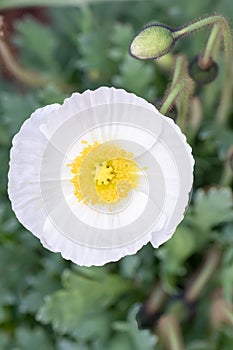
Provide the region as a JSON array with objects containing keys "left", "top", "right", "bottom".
[
  {"left": 188, "top": 55, "right": 218, "bottom": 85},
  {"left": 129, "top": 24, "right": 175, "bottom": 60}
]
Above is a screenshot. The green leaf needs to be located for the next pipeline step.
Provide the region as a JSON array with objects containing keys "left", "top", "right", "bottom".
[
  {"left": 14, "top": 17, "right": 58, "bottom": 73},
  {"left": 120, "top": 255, "right": 141, "bottom": 278},
  {"left": 188, "top": 187, "right": 233, "bottom": 232},
  {"left": 187, "top": 340, "right": 214, "bottom": 350},
  {"left": 37, "top": 268, "right": 132, "bottom": 334},
  {"left": 0, "top": 241, "right": 39, "bottom": 306},
  {"left": 109, "top": 23, "right": 134, "bottom": 61},
  {"left": 0, "top": 331, "right": 11, "bottom": 350},
  {"left": 58, "top": 339, "right": 88, "bottom": 350},
  {"left": 200, "top": 126, "right": 233, "bottom": 160},
  {"left": 222, "top": 223, "right": 233, "bottom": 245},
  {"left": 77, "top": 29, "right": 113, "bottom": 83},
  {"left": 112, "top": 55, "right": 156, "bottom": 99},
  {"left": 74, "top": 313, "right": 111, "bottom": 341},
  {"left": 14, "top": 327, "right": 52, "bottom": 350},
  {"left": 19, "top": 269, "right": 61, "bottom": 314},
  {"left": 108, "top": 334, "right": 132, "bottom": 350},
  {"left": 113, "top": 305, "right": 157, "bottom": 350},
  {"left": 156, "top": 224, "right": 196, "bottom": 291},
  {"left": 1, "top": 92, "right": 39, "bottom": 137},
  {"left": 0, "top": 2, "right": 233, "bottom": 348},
  {"left": 165, "top": 225, "right": 196, "bottom": 261}
]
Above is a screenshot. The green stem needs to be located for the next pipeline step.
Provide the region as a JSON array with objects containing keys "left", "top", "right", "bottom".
[
  {"left": 166, "top": 55, "right": 194, "bottom": 130},
  {"left": 167, "top": 324, "right": 182, "bottom": 350},
  {"left": 225, "top": 309, "right": 233, "bottom": 326},
  {"left": 0, "top": 30, "right": 71, "bottom": 91},
  {"left": 173, "top": 15, "right": 233, "bottom": 125},
  {"left": 158, "top": 315, "right": 185, "bottom": 350},
  {"left": 220, "top": 146, "right": 233, "bottom": 186},
  {"left": 160, "top": 80, "right": 187, "bottom": 115},
  {"left": 200, "top": 24, "right": 220, "bottom": 68},
  {"left": 177, "top": 91, "right": 189, "bottom": 131},
  {"left": 160, "top": 55, "right": 194, "bottom": 130},
  {"left": 146, "top": 283, "right": 167, "bottom": 314},
  {"left": 171, "top": 56, "right": 185, "bottom": 87},
  {"left": 220, "top": 162, "right": 233, "bottom": 186},
  {"left": 187, "top": 96, "right": 203, "bottom": 142},
  {"left": 0, "top": 0, "right": 150, "bottom": 10},
  {"left": 215, "top": 20, "right": 233, "bottom": 124},
  {"left": 173, "top": 16, "right": 225, "bottom": 39},
  {"left": 185, "top": 248, "right": 221, "bottom": 303}
]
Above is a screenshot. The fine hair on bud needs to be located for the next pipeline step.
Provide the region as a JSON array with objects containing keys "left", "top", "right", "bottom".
[{"left": 129, "top": 23, "right": 176, "bottom": 60}]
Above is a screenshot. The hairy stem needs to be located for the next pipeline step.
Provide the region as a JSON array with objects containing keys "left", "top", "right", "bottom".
[
  {"left": 158, "top": 315, "right": 185, "bottom": 350},
  {"left": 145, "top": 283, "right": 167, "bottom": 314},
  {"left": 160, "top": 55, "right": 194, "bottom": 131},
  {"left": 171, "top": 55, "right": 185, "bottom": 87},
  {"left": 185, "top": 248, "right": 221, "bottom": 303},
  {"left": 200, "top": 24, "right": 220, "bottom": 68},
  {"left": 220, "top": 146, "right": 233, "bottom": 186},
  {"left": 160, "top": 80, "right": 187, "bottom": 115},
  {"left": 173, "top": 15, "right": 233, "bottom": 125}
]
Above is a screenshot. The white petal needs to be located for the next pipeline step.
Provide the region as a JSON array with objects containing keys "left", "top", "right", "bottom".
[
  {"left": 150, "top": 228, "right": 175, "bottom": 248},
  {"left": 160, "top": 116, "right": 194, "bottom": 230},
  {"left": 40, "top": 87, "right": 157, "bottom": 139},
  {"left": 150, "top": 115, "right": 194, "bottom": 247},
  {"left": 8, "top": 87, "right": 194, "bottom": 266},
  {"left": 8, "top": 103, "right": 60, "bottom": 239},
  {"left": 40, "top": 219, "right": 152, "bottom": 266}
]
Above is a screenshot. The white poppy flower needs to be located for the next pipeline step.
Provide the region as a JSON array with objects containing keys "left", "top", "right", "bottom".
[{"left": 8, "top": 87, "right": 194, "bottom": 266}]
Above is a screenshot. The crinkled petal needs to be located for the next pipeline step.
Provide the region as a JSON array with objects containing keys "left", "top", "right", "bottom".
[
  {"left": 8, "top": 87, "right": 194, "bottom": 266},
  {"left": 8, "top": 103, "right": 60, "bottom": 238}
]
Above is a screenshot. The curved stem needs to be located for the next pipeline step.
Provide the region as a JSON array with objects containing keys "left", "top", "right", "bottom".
[
  {"left": 225, "top": 309, "right": 233, "bottom": 326},
  {"left": 0, "top": 19, "right": 71, "bottom": 91},
  {"left": 0, "top": 40, "right": 48, "bottom": 88},
  {"left": 160, "top": 55, "right": 194, "bottom": 131},
  {"left": 200, "top": 24, "right": 220, "bottom": 68},
  {"left": 173, "top": 15, "right": 233, "bottom": 125},
  {"left": 216, "top": 20, "right": 233, "bottom": 124},
  {"left": 173, "top": 15, "right": 225, "bottom": 39},
  {"left": 187, "top": 96, "right": 203, "bottom": 142},
  {"left": 145, "top": 283, "right": 167, "bottom": 314},
  {"left": 220, "top": 145, "right": 233, "bottom": 186},
  {"left": 185, "top": 248, "right": 221, "bottom": 303},
  {"left": 171, "top": 55, "right": 185, "bottom": 87},
  {"left": 160, "top": 80, "right": 187, "bottom": 115},
  {"left": 158, "top": 315, "right": 184, "bottom": 350}
]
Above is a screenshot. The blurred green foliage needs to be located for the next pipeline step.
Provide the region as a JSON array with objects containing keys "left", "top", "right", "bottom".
[{"left": 0, "top": 0, "right": 233, "bottom": 349}]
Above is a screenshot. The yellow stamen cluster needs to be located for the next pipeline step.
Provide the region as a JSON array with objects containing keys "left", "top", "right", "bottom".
[{"left": 67, "top": 141, "right": 139, "bottom": 206}]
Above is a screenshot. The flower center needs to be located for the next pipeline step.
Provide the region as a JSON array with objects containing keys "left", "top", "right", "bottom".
[
  {"left": 95, "top": 158, "right": 138, "bottom": 203},
  {"left": 67, "top": 141, "right": 139, "bottom": 206},
  {"left": 95, "top": 162, "right": 115, "bottom": 186}
]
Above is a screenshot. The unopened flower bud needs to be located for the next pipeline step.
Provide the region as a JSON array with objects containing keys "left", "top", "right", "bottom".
[
  {"left": 129, "top": 24, "right": 175, "bottom": 60},
  {"left": 188, "top": 55, "right": 218, "bottom": 85}
]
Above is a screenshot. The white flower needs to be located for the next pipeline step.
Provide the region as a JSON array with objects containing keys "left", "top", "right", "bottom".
[{"left": 8, "top": 87, "right": 194, "bottom": 266}]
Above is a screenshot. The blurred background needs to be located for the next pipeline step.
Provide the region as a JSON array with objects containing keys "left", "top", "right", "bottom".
[{"left": 0, "top": 1, "right": 233, "bottom": 349}]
